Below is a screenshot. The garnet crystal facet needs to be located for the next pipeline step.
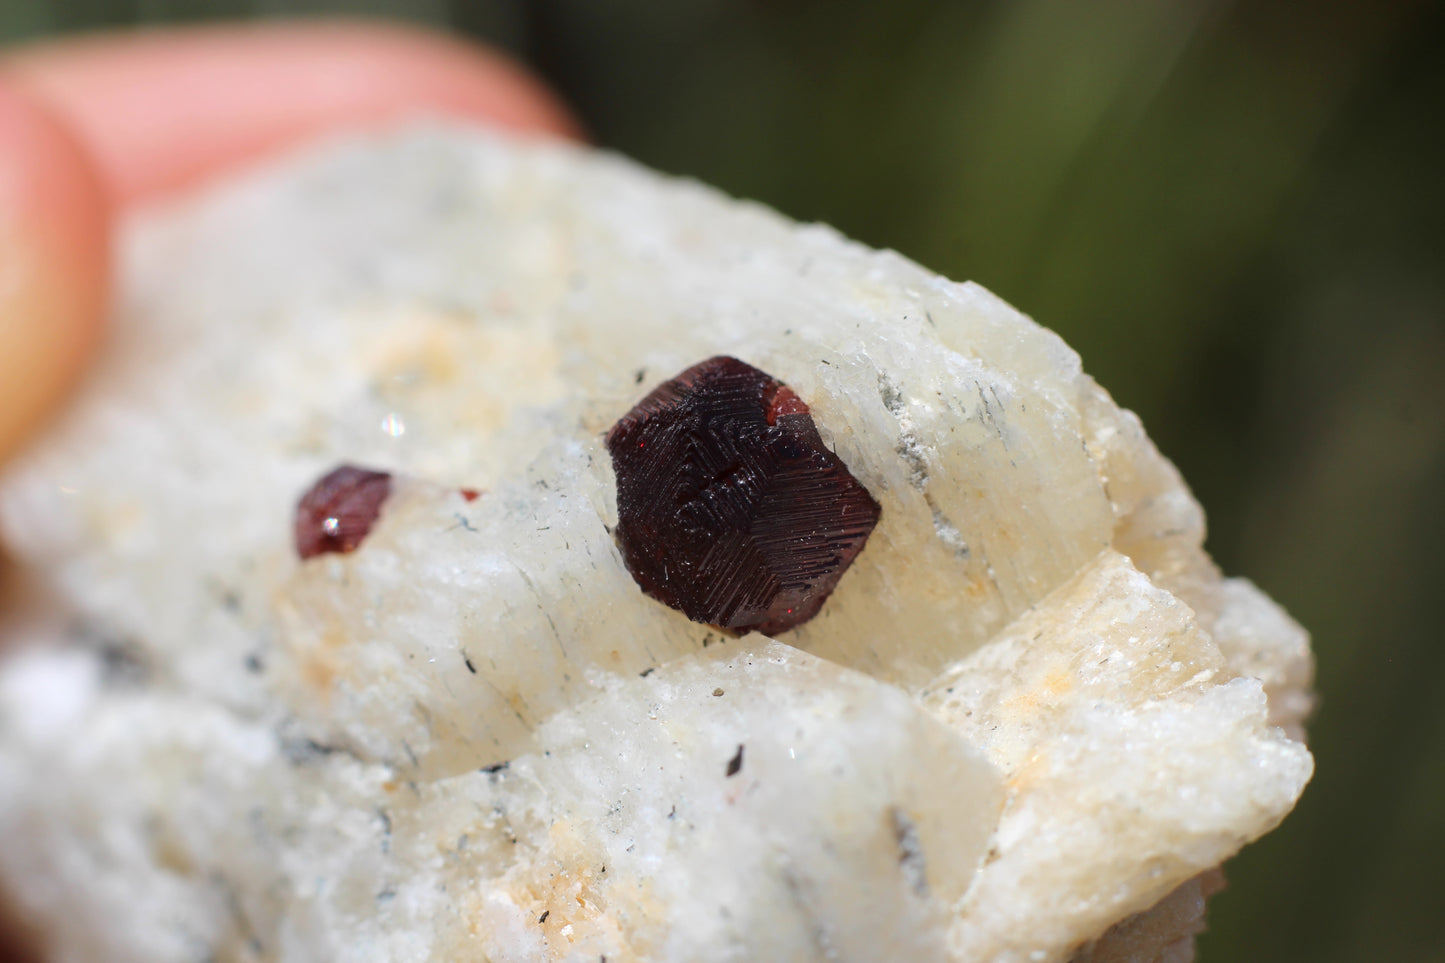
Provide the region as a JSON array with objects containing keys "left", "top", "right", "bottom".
[
  {"left": 606, "top": 356, "right": 881, "bottom": 635},
  {"left": 294, "top": 465, "right": 393, "bottom": 560}
]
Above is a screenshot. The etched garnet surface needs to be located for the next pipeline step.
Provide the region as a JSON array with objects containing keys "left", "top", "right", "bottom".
[
  {"left": 606, "top": 356, "right": 881, "bottom": 635},
  {"left": 294, "top": 465, "right": 393, "bottom": 560}
]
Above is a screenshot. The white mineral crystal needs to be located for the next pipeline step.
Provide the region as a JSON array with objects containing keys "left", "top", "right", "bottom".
[{"left": 0, "top": 126, "right": 1313, "bottom": 962}]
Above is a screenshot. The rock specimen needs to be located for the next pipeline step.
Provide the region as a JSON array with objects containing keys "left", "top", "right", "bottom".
[
  {"left": 0, "top": 126, "right": 1313, "bottom": 962},
  {"left": 606, "top": 355, "right": 881, "bottom": 635}
]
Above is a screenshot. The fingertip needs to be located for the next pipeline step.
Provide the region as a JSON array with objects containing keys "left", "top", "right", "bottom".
[
  {"left": 6, "top": 20, "right": 584, "bottom": 206},
  {"left": 0, "top": 79, "right": 110, "bottom": 466}
]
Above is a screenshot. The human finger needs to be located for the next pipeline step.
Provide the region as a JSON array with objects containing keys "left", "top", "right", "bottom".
[
  {"left": 0, "top": 79, "right": 109, "bottom": 465},
  {"left": 4, "top": 20, "right": 583, "bottom": 207}
]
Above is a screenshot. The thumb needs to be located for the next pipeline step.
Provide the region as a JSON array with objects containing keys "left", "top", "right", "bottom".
[{"left": 0, "top": 77, "right": 109, "bottom": 467}]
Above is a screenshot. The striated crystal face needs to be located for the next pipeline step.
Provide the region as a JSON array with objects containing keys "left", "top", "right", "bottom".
[
  {"left": 293, "top": 465, "right": 392, "bottom": 559},
  {"left": 606, "top": 356, "right": 881, "bottom": 635}
]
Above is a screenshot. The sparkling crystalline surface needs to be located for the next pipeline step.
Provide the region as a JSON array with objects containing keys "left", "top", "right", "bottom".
[
  {"left": 293, "top": 465, "right": 392, "bottom": 559},
  {"left": 606, "top": 356, "right": 881, "bottom": 635}
]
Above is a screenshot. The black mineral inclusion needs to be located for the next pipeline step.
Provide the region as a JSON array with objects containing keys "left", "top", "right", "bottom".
[{"left": 606, "top": 356, "right": 880, "bottom": 635}]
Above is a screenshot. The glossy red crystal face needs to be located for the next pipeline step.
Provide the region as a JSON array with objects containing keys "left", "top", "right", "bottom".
[
  {"left": 606, "top": 356, "right": 881, "bottom": 635},
  {"left": 294, "top": 465, "right": 393, "bottom": 560}
]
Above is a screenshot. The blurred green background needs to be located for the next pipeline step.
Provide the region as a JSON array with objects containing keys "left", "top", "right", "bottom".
[{"left": 3, "top": 1, "right": 1442, "bottom": 960}]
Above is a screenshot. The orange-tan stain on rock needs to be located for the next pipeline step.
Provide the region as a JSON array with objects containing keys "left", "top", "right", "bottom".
[
  {"left": 299, "top": 650, "right": 337, "bottom": 698},
  {"left": 467, "top": 820, "right": 666, "bottom": 963},
  {"left": 1005, "top": 750, "right": 1052, "bottom": 795},
  {"left": 286, "top": 623, "right": 353, "bottom": 703},
  {"left": 1002, "top": 667, "right": 1074, "bottom": 719},
  {"left": 963, "top": 574, "right": 993, "bottom": 600},
  {"left": 364, "top": 310, "right": 566, "bottom": 441}
]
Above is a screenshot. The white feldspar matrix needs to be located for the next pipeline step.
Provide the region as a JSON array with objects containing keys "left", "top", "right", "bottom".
[{"left": 0, "top": 126, "right": 1312, "bottom": 963}]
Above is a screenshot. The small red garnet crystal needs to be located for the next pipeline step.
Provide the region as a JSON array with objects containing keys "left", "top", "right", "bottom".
[
  {"left": 294, "top": 465, "right": 393, "bottom": 560},
  {"left": 606, "top": 356, "right": 881, "bottom": 635}
]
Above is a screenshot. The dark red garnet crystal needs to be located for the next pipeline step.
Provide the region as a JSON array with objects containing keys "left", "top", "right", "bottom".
[
  {"left": 294, "top": 465, "right": 393, "bottom": 560},
  {"left": 606, "top": 356, "right": 881, "bottom": 635}
]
